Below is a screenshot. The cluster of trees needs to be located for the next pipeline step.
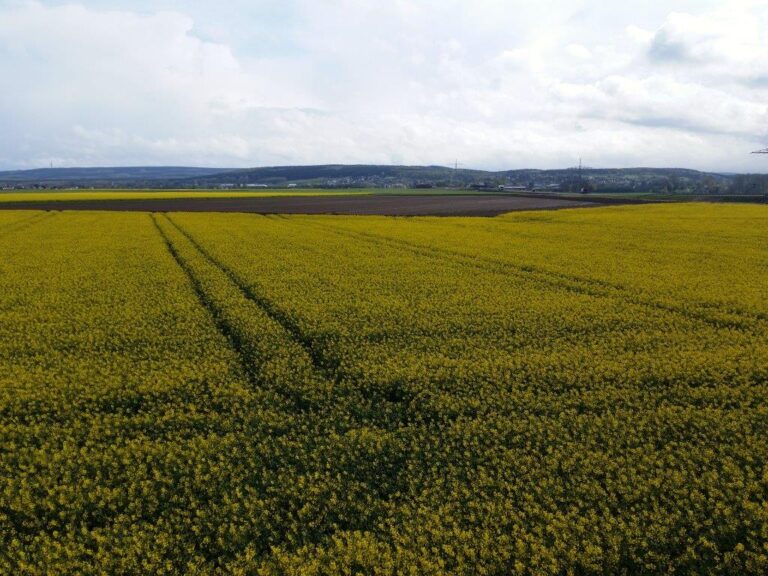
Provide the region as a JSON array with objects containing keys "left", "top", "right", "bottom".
[{"left": 728, "top": 174, "right": 768, "bottom": 195}]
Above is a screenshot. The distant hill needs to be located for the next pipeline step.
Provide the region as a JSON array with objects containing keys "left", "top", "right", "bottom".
[
  {"left": 0, "top": 166, "right": 232, "bottom": 186},
  {"left": 188, "top": 164, "right": 487, "bottom": 187},
  {"left": 185, "top": 164, "right": 736, "bottom": 193},
  {"left": 0, "top": 164, "right": 743, "bottom": 193}
]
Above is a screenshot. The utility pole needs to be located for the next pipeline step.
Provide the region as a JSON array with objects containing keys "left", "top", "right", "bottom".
[
  {"left": 449, "top": 160, "right": 463, "bottom": 188},
  {"left": 578, "top": 157, "right": 584, "bottom": 193},
  {"left": 749, "top": 150, "right": 768, "bottom": 202}
]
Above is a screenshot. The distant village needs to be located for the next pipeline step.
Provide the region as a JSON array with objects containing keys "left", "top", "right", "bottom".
[{"left": 2, "top": 167, "right": 766, "bottom": 196}]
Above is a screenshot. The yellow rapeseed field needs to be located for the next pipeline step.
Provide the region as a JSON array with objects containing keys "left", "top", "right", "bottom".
[{"left": 1, "top": 203, "right": 766, "bottom": 574}]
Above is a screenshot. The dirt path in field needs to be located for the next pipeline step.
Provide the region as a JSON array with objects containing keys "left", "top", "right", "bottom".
[{"left": 0, "top": 194, "right": 617, "bottom": 216}]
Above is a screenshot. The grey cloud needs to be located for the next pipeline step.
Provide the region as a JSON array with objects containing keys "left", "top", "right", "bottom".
[
  {"left": 648, "top": 30, "right": 695, "bottom": 62},
  {"left": 619, "top": 115, "right": 755, "bottom": 139}
]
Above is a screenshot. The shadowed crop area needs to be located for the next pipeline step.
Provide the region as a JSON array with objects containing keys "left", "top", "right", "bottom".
[
  {"left": 0, "top": 192, "right": 602, "bottom": 216},
  {"left": 1, "top": 204, "right": 767, "bottom": 574}
]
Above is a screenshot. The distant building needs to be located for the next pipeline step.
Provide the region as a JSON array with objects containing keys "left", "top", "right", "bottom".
[
  {"left": 531, "top": 183, "right": 561, "bottom": 192},
  {"left": 245, "top": 184, "right": 268, "bottom": 188},
  {"left": 468, "top": 183, "right": 496, "bottom": 190},
  {"left": 287, "top": 183, "right": 298, "bottom": 188}
]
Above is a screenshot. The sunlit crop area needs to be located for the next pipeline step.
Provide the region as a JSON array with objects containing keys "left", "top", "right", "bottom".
[{"left": 1, "top": 204, "right": 767, "bottom": 574}]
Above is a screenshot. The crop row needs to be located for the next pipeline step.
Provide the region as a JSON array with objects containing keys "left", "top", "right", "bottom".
[
  {"left": 1, "top": 205, "right": 767, "bottom": 574},
  {"left": 299, "top": 203, "right": 768, "bottom": 323},
  {"left": 168, "top": 206, "right": 768, "bottom": 574}
]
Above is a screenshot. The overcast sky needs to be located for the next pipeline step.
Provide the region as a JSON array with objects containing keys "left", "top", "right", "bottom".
[{"left": 1, "top": 0, "right": 767, "bottom": 172}]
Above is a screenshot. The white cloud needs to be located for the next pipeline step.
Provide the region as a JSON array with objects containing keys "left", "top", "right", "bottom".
[
  {"left": 566, "top": 44, "right": 593, "bottom": 59},
  {"left": 0, "top": 0, "right": 767, "bottom": 171},
  {"left": 647, "top": 7, "right": 768, "bottom": 81}
]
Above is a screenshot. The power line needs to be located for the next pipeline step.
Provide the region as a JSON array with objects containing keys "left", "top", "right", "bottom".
[{"left": 449, "top": 160, "right": 464, "bottom": 187}]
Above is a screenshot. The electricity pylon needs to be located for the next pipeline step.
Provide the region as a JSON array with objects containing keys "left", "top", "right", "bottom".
[{"left": 449, "top": 160, "right": 464, "bottom": 188}]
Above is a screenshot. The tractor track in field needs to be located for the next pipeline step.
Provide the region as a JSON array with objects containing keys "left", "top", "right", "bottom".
[
  {"left": 151, "top": 213, "right": 275, "bottom": 395},
  {"left": 152, "top": 213, "right": 408, "bottom": 564},
  {"left": 300, "top": 219, "right": 765, "bottom": 332},
  {"left": 0, "top": 212, "right": 56, "bottom": 237},
  {"left": 153, "top": 213, "right": 328, "bottom": 414},
  {"left": 160, "top": 214, "right": 342, "bottom": 384}
]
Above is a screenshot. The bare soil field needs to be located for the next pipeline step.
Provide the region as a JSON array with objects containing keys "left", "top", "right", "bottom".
[{"left": 0, "top": 194, "right": 606, "bottom": 216}]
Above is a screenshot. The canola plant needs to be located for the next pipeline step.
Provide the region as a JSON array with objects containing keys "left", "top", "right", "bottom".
[{"left": 1, "top": 204, "right": 767, "bottom": 574}]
